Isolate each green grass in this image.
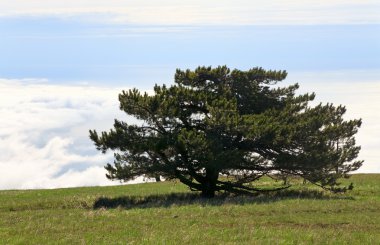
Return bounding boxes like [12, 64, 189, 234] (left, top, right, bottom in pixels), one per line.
[0, 174, 379, 244]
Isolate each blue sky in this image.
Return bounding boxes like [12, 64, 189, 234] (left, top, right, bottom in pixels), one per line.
[1, 19, 379, 85]
[0, 1, 379, 189]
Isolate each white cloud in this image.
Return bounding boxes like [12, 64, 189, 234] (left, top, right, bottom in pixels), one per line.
[0, 134, 112, 189]
[0, 80, 144, 190]
[0, 0, 378, 25]
[31, 167, 156, 189]
[0, 74, 379, 190]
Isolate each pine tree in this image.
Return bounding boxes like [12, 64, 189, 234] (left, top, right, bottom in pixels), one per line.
[89, 66, 362, 198]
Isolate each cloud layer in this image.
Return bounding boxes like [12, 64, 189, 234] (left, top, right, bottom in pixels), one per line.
[0, 80, 129, 189]
[0, 75, 379, 190]
[0, 0, 379, 25]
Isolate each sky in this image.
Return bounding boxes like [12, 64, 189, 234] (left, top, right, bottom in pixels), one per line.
[0, 1, 379, 190]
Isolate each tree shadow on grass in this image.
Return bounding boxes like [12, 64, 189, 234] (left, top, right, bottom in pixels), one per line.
[93, 189, 355, 210]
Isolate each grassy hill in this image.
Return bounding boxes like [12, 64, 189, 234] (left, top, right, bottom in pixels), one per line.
[1, 174, 379, 244]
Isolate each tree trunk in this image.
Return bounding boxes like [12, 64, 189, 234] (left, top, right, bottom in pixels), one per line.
[201, 168, 219, 198]
[155, 175, 161, 182]
[201, 185, 216, 198]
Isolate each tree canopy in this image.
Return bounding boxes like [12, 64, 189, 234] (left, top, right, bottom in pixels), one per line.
[89, 66, 363, 197]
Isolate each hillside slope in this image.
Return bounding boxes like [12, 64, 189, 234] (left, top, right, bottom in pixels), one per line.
[0, 174, 379, 244]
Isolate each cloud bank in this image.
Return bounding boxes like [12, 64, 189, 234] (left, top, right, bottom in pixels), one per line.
[0, 0, 379, 25]
[0, 80, 132, 189]
[0, 75, 379, 190]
